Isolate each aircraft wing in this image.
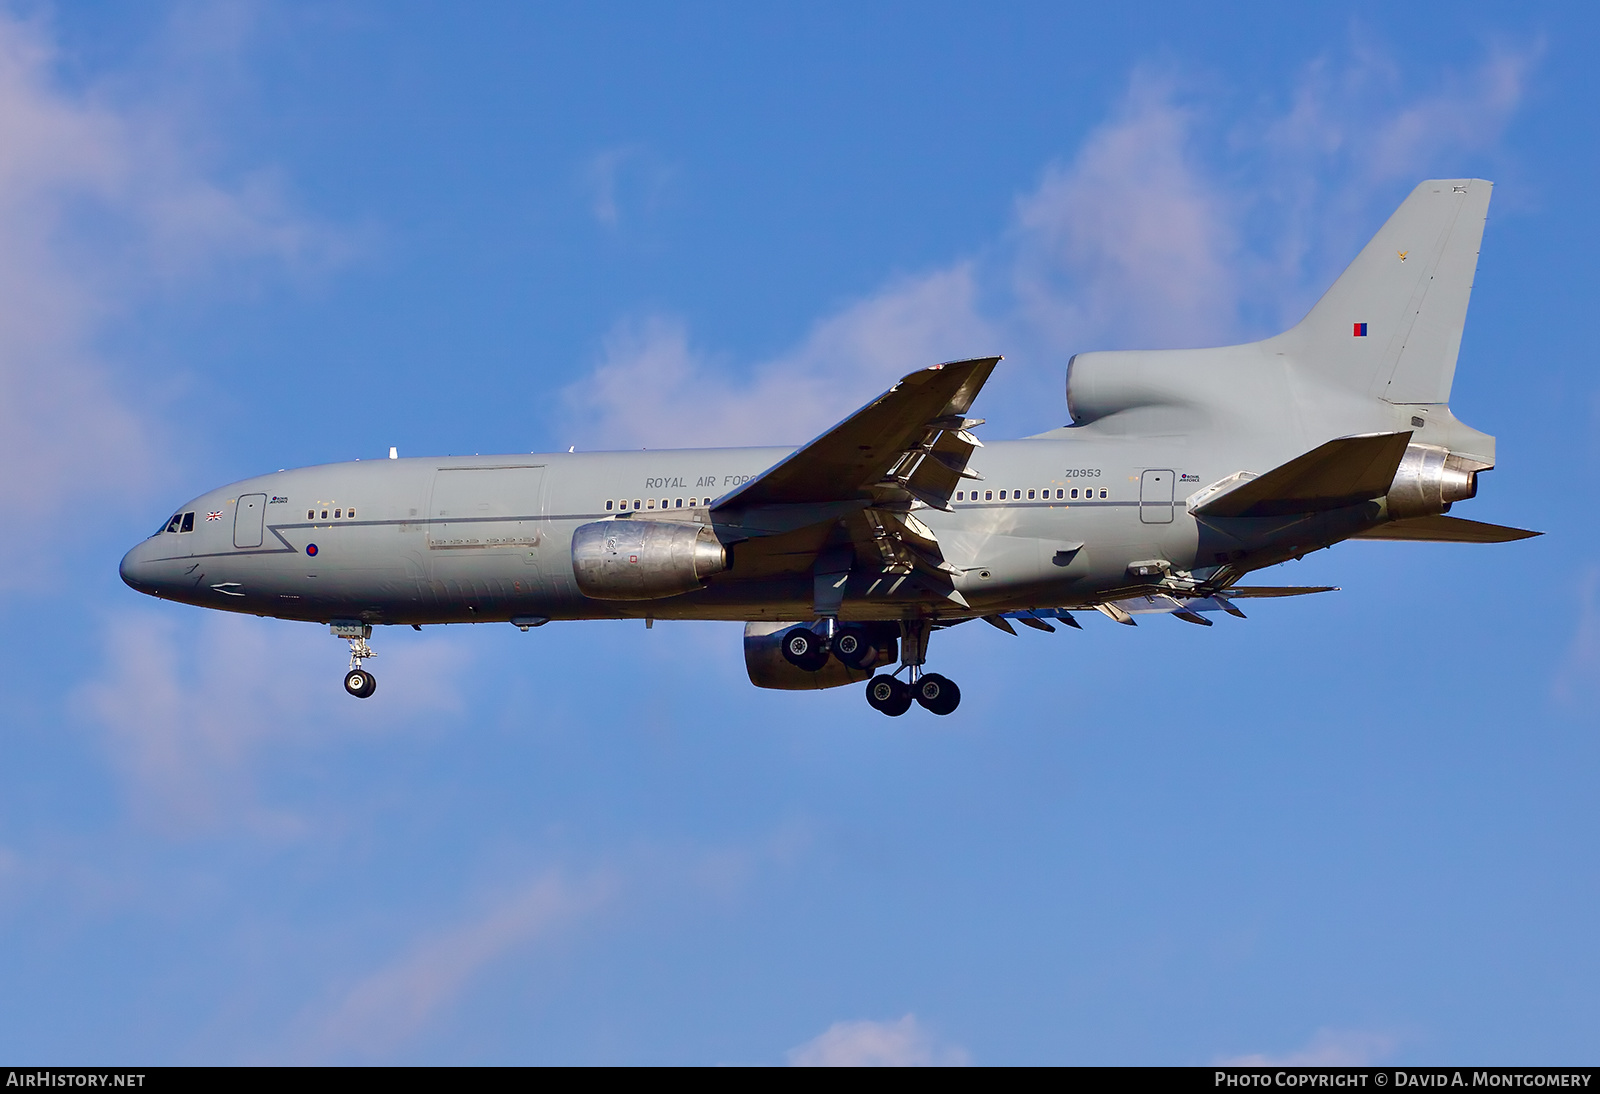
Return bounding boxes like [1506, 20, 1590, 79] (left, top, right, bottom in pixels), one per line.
[710, 357, 1000, 511]
[1352, 515, 1540, 542]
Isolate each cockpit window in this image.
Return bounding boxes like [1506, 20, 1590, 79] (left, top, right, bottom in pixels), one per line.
[180, 512, 195, 532]
[165, 514, 182, 534]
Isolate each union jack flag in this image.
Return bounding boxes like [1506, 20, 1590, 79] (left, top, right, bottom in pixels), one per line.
[206, 511, 222, 521]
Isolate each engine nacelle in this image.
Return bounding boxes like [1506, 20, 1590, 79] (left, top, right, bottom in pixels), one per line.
[744, 622, 898, 690]
[571, 519, 727, 600]
[1383, 443, 1482, 520]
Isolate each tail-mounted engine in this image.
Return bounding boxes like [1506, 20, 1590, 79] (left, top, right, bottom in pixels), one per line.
[571, 520, 727, 600]
[1384, 443, 1485, 520]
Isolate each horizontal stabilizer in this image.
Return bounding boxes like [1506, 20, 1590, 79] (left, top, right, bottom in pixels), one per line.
[1218, 586, 1339, 598]
[1353, 515, 1540, 543]
[1191, 432, 1412, 518]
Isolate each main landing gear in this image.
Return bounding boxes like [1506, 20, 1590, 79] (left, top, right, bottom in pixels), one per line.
[333, 621, 376, 699]
[863, 672, 961, 717]
[870, 618, 959, 717]
[781, 618, 961, 717]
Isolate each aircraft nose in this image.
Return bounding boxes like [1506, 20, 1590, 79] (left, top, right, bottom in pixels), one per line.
[119, 539, 159, 595]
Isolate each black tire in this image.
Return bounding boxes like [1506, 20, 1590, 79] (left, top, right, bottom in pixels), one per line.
[344, 669, 376, 699]
[865, 674, 913, 717]
[914, 673, 960, 715]
[781, 627, 829, 672]
[831, 627, 875, 669]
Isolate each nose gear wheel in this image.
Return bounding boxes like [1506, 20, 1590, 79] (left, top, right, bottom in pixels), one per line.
[344, 669, 376, 698]
[333, 622, 377, 699]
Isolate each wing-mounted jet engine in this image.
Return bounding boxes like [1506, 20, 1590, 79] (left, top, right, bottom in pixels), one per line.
[118, 179, 1539, 713]
[571, 520, 727, 600]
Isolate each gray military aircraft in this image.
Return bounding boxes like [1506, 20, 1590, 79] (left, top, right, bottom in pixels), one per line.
[120, 179, 1536, 716]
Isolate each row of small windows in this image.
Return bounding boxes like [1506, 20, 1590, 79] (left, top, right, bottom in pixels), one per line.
[955, 487, 1109, 502]
[603, 490, 1108, 510]
[307, 508, 356, 520]
[606, 498, 702, 512]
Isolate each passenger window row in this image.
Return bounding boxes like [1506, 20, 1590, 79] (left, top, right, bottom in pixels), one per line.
[606, 498, 701, 512]
[954, 487, 1109, 502]
[306, 508, 356, 520]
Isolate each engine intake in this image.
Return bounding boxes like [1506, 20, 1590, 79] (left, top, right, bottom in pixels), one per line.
[1384, 443, 1481, 520]
[571, 520, 727, 600]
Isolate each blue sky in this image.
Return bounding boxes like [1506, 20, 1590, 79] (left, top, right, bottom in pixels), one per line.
[0, 0, 1595, 1065]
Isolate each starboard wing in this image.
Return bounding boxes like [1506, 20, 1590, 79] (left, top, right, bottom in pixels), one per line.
[710, 357, 999, 511]
[705, 357, 1000, 608]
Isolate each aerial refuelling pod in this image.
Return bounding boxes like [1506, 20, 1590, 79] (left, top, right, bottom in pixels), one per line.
[570, 519, 727, 600]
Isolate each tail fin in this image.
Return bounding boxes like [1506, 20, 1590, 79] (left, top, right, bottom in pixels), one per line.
[1274, 179, 1491, 405]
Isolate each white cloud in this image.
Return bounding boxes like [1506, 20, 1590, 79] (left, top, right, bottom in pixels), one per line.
[582, 144, 676, 229]
[1243, 39, 1537, 330]
[1553, 568, 1600, 707]
[0, 10, 338, 584]
[1011, 70, 1241, 352]
[564, 41, 1533, 450]
[1218, 1027, 1397, 1067]
[304, 870, 616, 1060]
[567, 263, 996, 450]
[1264, 39, 1535, 188]
[788, 1014, 970, 1067]
[76, 610, 467, 835]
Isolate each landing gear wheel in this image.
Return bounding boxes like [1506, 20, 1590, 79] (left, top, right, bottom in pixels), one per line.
[914, 673, 960, 715]
[832, 627, 874, 669]
[865, 674, 913, 717]
[344, 669, 377, 699]
[781, 627, 829, 672]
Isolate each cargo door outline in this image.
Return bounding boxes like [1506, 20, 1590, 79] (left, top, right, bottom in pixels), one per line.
[426, 466, 548, 596]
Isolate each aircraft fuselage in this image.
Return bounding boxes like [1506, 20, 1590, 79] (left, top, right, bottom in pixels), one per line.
[118, 434, 1374, 627]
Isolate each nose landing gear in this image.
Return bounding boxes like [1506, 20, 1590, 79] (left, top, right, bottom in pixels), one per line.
[333, 621, 377, 699]
[344, 668, 376, 698]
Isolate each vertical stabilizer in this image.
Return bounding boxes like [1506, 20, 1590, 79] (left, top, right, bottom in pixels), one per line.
[1274, 179, 1490, 405]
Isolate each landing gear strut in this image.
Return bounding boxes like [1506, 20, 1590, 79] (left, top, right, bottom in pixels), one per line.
[864, 618, 960, 717]
[333, 621, 376, 698]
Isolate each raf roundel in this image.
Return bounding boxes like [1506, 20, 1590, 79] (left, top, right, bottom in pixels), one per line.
[306, 543, 318, 557]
